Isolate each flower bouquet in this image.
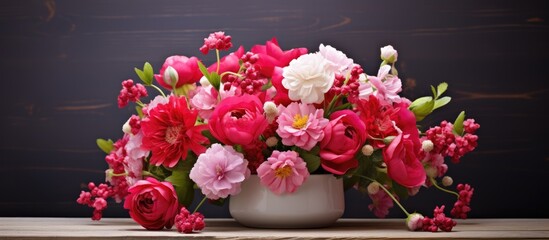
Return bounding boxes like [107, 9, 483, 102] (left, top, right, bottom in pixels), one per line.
[77, 31, 480, 233]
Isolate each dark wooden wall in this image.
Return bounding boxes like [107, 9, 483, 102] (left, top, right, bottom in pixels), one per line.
[1, 0, 548, 218]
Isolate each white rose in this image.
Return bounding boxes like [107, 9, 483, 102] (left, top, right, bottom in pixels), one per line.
[282, 53, 335, 104]
[318, 44, 354, 74]
[380, 45, 398, 63]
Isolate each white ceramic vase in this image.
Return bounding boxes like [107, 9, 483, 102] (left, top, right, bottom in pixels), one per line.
[229, 174, 344, 228]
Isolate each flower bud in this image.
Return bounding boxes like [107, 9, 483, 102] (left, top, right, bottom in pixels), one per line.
[122, 118, 132, 134]
[425, 166, 438, 178]
[367, 182, 380, 195]
[406, 213, 424, 231]
[163, 66, 179, 87]
[442, 176, 453, 187]
[199, 76, 210, 87]
[361, 144, 374, 156]
[263, 101, 279, 123]
[266, 136, 279, 147]
[422, 140, 434, 152]
[105, 169, 114, 183]
[380, 45, 398, 64]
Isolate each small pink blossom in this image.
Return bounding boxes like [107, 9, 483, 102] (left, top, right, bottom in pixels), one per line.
[175, 207, 205, 234]
[368, 188, 394, 218]
[276, 102, 329, 150]
[257, 150, 309, 195]
[117, 79, 148, 108]
[189, 144, 250, 200]
[199, 31, 233, 54]
[358, 65, 402, 105]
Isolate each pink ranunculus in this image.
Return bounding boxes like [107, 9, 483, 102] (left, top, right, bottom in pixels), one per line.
[189, 144, 250, 200]
[257, 150, 309, 194]
[320, 110, 367, 175]
[383, 104, 426, 188]
[123, 178, 179, 230]
[208, 94, 268, 147]
[251, 38, 307, 78]
[276, 102, 329, 151]
[154, 56, 202, 89]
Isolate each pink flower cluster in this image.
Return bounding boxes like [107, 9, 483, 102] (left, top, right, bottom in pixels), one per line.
[76, 182, 113, 220]
[424, 119, 480, 163]
[117, 79, 147, 108]
[174, 207, 205, 233]
[422, 206, 457, 232]
[368, 188, 395, 218]
[451, 183, 474, 219]
[199, 31, 233, 54]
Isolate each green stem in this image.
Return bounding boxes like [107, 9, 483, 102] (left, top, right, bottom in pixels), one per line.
[324, 94, 341, 117]
[219, 71, 243, 79]
[110, 172, 128, 177]
[357, 175, 410, 216]
[150, 84, 166, 98]
[136, 100, 145, 107]
[429, 177, 460, 199]
[216, 49, 221, 74]
[193, 195, 208, 214]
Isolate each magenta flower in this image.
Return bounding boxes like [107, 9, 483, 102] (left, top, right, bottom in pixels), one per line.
[276, 102, 329, 150]
[368, 188, 394, 218]
[189, 144, 250, 200]
[257, 150, 309, 195]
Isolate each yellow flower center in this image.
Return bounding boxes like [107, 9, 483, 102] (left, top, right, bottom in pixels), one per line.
[292, 114, 309, 129]
[275, 166, 293, 178]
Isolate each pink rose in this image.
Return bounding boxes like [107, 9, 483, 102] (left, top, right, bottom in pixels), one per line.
[251, 38, 307, 78]
[154, 55, 202, 89]
[123, 178, 179, 230]
[320, 110, 367, 175]
[383, 103, 426, 188]
[208, 94, 268, 147]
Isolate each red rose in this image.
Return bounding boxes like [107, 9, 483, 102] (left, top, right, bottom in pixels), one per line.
[383, 103, 426, 188]
[123, 178, 179, 230]
[320, 110, 367, 175]
[251, 38, 307, 77]
[208, 94, 268, 147]
[154, 56, 202, 89]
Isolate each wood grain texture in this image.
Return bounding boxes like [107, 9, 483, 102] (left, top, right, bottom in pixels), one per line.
[1, 218, 549, 239]
[0, 0, 548, 218]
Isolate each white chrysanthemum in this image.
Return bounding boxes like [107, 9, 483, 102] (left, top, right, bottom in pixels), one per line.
[282, 53, 335, 104]
[318, 44, 354, 74]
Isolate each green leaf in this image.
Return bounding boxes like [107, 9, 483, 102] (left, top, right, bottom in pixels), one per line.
[209, 72, 221, 90]
[165, 156, 196, 207]
[430, 85, 437, 98]
[143, 62, 154, 85]
[391, 181, 409, 200]
[197, 61, 210, 80]
[409, 96, 432, 109]
[453, 111, 466, 136]
[437, 82, 448, 97]
[96, 138, 114, 154]
[135, 106, 143, 118]
[201, 129, 219, 144]
[296, 147, 321, 173]
[261, 79, 273, 91]
[433, 96, 451, 110]
[370, 150, 384, 163]
[134, 68, 146, 84]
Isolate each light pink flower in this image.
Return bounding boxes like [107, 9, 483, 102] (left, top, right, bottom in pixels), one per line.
[142, 95, 169, 116]
[358, 65, 402, 105]
[318, 44, 354, 74]
[368, 188, 394, 218]
[257, 150, 309, 194]
[406, 213, 424, 231]
[276, 102, 329, 150]
[190, 84, 238, 120]
[189, 143, 250, 200]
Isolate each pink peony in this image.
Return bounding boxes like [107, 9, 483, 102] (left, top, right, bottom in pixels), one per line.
[257, 150, 309, 194]
[141, 96, 209, 168]
[123, 178, 179, 230]
[154, 56, 202, 89]
[189, 143, 250, 200]
[208, 94, 268, 147]
[318, 44, 354, 74]
[276, 102, 329, 150]
[368, 188, 394, 218]
[383, 103, 426, 188]
[320, 110, 366, 175]
[251, 38, 307, 78]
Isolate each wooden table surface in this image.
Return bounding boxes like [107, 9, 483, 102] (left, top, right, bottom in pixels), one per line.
[0, 218, 548, 239]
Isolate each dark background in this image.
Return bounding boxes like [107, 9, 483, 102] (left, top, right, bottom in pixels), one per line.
[1, 0, 548, 218]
